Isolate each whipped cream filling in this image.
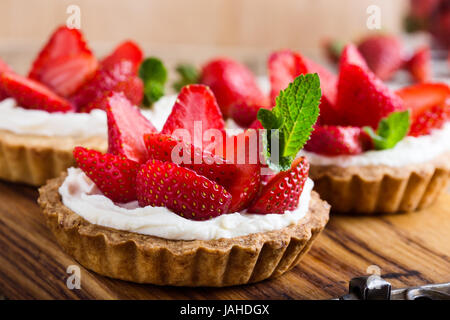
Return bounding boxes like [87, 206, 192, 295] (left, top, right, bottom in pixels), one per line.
[59, 167, 314, 241]
[0, 98, 107, 138]
[300, 122, 450, 167]
[0, 96, 176, 138]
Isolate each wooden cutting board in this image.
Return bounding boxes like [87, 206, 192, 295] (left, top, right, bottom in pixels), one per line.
[0, 180, 448, 300]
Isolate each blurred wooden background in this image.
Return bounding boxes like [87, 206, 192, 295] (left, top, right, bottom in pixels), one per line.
[0, 0, 408, 76]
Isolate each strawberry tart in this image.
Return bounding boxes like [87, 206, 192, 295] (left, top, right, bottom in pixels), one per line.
[267, 45, 450, 214]
[0, 26, 145, 185]
[38, 75, 330, 286]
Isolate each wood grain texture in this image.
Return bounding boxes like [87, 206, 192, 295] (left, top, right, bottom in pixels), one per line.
[0, 180, 448, 300]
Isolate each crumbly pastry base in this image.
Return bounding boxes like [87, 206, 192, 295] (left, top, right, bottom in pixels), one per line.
[38, 174, 330, 287]
[0, 130, 107, 186]
[309, 152, 450, 214]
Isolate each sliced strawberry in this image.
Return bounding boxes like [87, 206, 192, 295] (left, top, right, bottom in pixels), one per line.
[73, 147, 140, 203]
[71, 60, 143, 111]
[106, 92, 156, 163]
[101, 40, 143, 74]
[28, 26, 97, 97]
[0, 58, 12, 101]
[268, 50, 304, 105]
[396, 83, 450, 136]
[80, 75, 144, 113]
[304, 125, 373, 155]
[161, 84, 225, 141]
[229, 102, 266, 128]
[357, 34, 404, 81]
[144, 132, 241, 195]
[339, 43, 369, 69]
[406, 46, 431, 83]
[247, 157, 309, 214]
[136, 159, 232, 220]
[336, 44, 403, 129]
[36, 52, 98, 97]
[0, 71, 73, 112]
[200, 58, 267, 117]
[216, 130, 262, 212]
[268, 50, 339, 125]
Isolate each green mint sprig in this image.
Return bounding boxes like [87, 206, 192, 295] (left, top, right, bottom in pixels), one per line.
[139, 57, 167, 107]
[173, 64, 200, 92]
[257, 73, 321, 172]
[363, 110, 410, 150]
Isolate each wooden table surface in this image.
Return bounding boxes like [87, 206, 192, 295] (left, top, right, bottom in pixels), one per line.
[0, 179, 448, 300]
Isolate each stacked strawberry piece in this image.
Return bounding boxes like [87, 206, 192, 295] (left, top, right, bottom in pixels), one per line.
[0, 26, 144, 114]
[74, 85, 310, 221]
[268, 45, 449, 156]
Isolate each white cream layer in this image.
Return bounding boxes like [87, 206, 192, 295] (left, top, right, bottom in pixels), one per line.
[0, 96, 176, 138]
[300, 122, 450, 167]
[0, 98, 107, 138]
[59, 167, 313, 241]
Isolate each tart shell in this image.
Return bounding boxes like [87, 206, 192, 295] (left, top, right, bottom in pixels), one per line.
[0, 130, 107, 186]
[38, 174, 330, 287]
[308, 151, 450, 215]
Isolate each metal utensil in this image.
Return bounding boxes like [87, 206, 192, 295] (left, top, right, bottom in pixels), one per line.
[335, 276, 450, 300]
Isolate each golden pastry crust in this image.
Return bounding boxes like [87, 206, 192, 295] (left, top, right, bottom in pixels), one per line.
[38, 173, 330, 287]
[308, 151, 450, 214]
[0, 129, 107, 186]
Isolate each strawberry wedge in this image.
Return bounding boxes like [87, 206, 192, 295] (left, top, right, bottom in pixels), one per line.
[28, 26, 97, 97]
[106, 92, 156, 163]
[74, 147, 140, 203]
[396, 83, 450, 137]
[0, 71, 74, 112]
[200, 58, 267, 118]
[161, 84, 226, 142]
[336, 44, 403, 129]
[137, 159, 232, 220]
[268, 49, 339, 124]
[101, 40, 143, 74]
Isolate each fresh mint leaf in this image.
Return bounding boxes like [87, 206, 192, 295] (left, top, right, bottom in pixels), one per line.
[173, 64, 200, 92]
[139, 57, 167, 107]
[363, 110, 410, 150]
[257, 73, 321, 171]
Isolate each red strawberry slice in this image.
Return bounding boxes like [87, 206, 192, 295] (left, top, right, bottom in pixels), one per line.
[304, 125, 373, 155]
[0, 58, 12, 101]
[229, 102, 267, 128]
[339, 43, 369, 69]
[106, 92, 156, 163]
[247, 157, 309, 214]
[136, 159, 232, 220]
[71, 60, 143, 111]
[101, 41, 143, 74]
[28, 26, 97, 97]
[80, 75, 144, 113]
[357, 34, 404, 81]
[0, 71, 74, 113]
[268, 50, 339, 125]
[216, 130, 262, 212]
[200, 58, 267, 118]
[396, 83, 450, 137]
[144, 132, 239, 190]
[268, 50, 304, 105]
[37, 52, 98, 97]
[405, 46, 431, 83]
[336, 44, 403, 129]
[161, 84, 225, 142]
[73, 146, 140, 203]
